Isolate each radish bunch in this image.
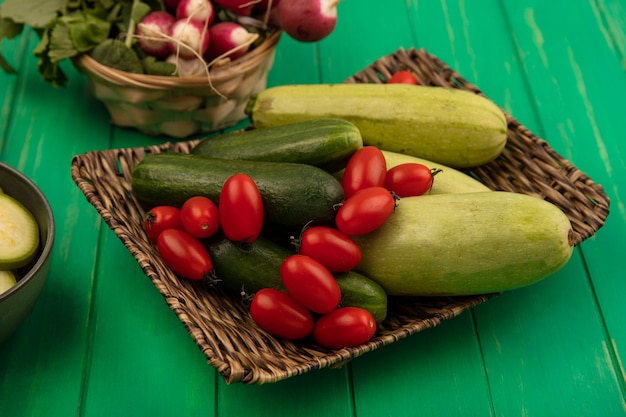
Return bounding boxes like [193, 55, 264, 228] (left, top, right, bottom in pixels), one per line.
[136, 0, 258, 76]
[135, 0, 340, 77]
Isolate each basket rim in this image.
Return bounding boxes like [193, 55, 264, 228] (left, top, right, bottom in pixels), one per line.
[74, 29, 281, 90]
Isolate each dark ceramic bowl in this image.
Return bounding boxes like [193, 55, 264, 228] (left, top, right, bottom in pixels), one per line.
[0, 162, 55, 344]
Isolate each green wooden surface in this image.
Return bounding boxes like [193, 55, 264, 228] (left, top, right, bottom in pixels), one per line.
[1, 1, 625, 416]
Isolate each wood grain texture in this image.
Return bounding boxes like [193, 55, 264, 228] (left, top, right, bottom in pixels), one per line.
[1, 0, 625, 415]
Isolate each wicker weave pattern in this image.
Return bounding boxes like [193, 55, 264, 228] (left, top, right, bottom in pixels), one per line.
[75, 30, 281, 138]
[71, 48, 610, 384]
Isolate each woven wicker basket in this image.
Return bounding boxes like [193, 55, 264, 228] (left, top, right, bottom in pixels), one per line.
[71, 48, 610, 384]
[74, 29, 281, 138]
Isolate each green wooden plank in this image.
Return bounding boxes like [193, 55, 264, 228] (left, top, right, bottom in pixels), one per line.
[406, 0, 626, 414]
[498, 0, 626, 396]
[217, 368, 353, 417]
[475, 257, 626, 416]
[599, 0, 626, 68]
[0, 35, 109, 416]
[316, 1, 417, 83]
[80, 230, 217, 417]
[0, 32, 27, 147]
[267, 35, 320, 86]
[351, 314, 494, 417]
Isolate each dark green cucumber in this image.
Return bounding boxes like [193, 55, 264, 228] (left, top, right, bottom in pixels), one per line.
[131, 153, 344, 231]
[207, 235, 388, 322]
[207, 235, 291, 295]
[334, 271, 387, 323]
[191, 118, 363, 173]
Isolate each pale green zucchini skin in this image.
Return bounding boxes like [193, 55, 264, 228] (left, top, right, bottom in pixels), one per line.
[353, 192, 574, 296]
[381, 150, 491, 194]
[246, 84, 508, 168]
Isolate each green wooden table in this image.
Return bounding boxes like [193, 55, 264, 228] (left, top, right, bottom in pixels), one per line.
[2, 1, 625, 415]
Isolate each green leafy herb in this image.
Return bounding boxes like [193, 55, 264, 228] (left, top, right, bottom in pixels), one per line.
[124, 0, 151, 48]
[0, 0, 66, 28]
[0, 0, 166, 85]
[33, 28, 68, 86]
[29, 11, 112, 86]
[142, 55, 176, 76]
[90, 38, 143, 73]
[131, 2, 151, 23]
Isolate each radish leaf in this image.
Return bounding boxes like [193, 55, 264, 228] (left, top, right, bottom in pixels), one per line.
[90, 38, 143, 73]
[0, 0, 65, 27]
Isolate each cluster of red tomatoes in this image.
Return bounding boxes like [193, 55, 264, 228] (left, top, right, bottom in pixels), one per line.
[250, 249, 376, 349]
[250, 221, 373, 348]
[249, 146, 439, 348]
[337, 145, 440, 236]
[143, 146, 438, 349]
[144, 173, 262, 282]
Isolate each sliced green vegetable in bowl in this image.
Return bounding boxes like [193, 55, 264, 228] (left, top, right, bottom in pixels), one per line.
[0, 270, 17, 295]
[0, 162, 55, 345]
[0, 193, 40, 270]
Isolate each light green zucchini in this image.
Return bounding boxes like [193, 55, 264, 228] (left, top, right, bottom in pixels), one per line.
[354, 192, 574, 296]
[246, 84, 508, 168]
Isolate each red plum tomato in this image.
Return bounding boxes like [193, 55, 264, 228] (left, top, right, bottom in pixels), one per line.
[313, 307, 377, 349]
[387, 70, 418, 85]
[144, 205, 183, 241]
[280, 254, 341, 314]
[157, 229, 213, 281]
[384, 163, 436, 197]
[298, 226, 362, 272]
[181, 196, 220, 239]
[250, 288, 314, 340]
[219, 173, 264, 243]
[335, 187, 396, 236]
[341, 146, 387, 198]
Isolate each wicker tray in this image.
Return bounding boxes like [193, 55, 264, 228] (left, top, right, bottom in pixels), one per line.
[70, 48, 610, 384]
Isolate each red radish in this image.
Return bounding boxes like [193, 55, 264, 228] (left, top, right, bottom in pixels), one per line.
[176, 0, 215, 24]
[164, 0, 181, 14]
[136, 11, 176, 58]
[169, 19, 210, 59]
[275, 0, 338, 42]
[205, 22, 256, 62]
[213, 0, 255, 16]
